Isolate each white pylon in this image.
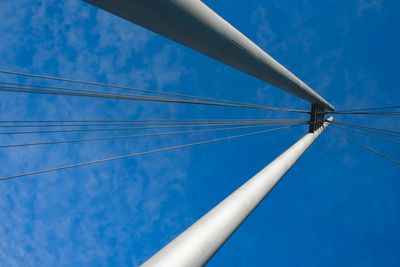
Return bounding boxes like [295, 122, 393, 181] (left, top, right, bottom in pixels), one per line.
[141, 117, 333, 267]
[85, 0, 334, 111]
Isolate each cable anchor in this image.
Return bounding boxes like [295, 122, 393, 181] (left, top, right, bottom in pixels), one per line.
[309, 103, 325, 132]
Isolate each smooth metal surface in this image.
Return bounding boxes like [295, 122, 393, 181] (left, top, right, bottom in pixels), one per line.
[141, 117, 333, 267]
[85, 0, 334, 111]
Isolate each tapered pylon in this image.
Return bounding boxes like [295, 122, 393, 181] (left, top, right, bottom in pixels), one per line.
[85, 0, 334, 111]
[141, 117, 333, 267]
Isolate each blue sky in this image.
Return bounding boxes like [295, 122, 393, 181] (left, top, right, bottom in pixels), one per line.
[0, 0, 399, 266]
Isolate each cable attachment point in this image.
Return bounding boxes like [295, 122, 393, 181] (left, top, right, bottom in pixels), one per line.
[309, 104, 325, 132]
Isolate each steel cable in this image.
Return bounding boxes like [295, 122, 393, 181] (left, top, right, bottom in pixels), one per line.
[328, 128, 400, 166]
[330, 124, 400, 145]
[0, 121, 307, 135]
[0, 124, 301, 181]
[0, 123, 306, 149]
[0, 71, 309, 113]
[328, 111, 400, 116]
[0, 118, 305, 124]
[0, 70, 251, 104]
[0, 85, 309, 113]
[0, 119, 305, 128]
[329, 121, 400, 136]
[332, 105, 400, 113]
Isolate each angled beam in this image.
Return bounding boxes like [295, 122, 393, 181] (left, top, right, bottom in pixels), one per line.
[140, 117, 333, 267]
[85, 0, 334, 111]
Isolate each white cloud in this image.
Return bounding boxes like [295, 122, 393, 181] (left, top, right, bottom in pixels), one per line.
[251, 6, 276, 49]
[0, 0, 193, 266]
[357, 0, 384, 16]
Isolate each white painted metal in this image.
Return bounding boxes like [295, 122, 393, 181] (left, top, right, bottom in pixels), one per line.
[85, 0, 334, 111]
[140, 117, 333, 267]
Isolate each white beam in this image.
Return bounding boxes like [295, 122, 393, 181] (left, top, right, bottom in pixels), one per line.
[140, 117, 333, 267]
[85, 0, 334, 111]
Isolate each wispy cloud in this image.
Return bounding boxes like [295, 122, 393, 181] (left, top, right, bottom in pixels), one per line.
[357, 0, 384, 16]
[251, 6, 276, 49]
[0, 0, 193, 266]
